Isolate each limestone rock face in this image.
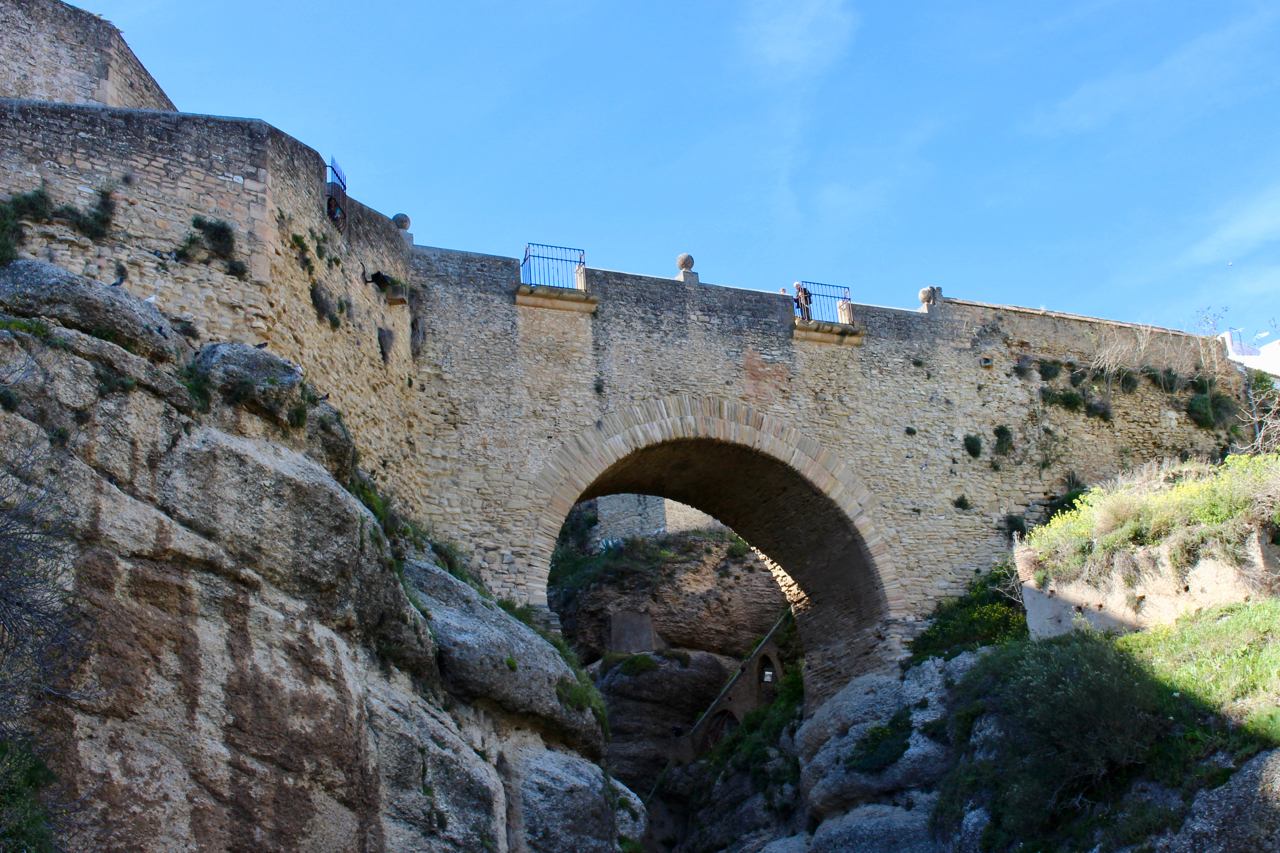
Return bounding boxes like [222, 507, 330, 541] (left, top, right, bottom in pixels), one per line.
[557, 538, 788, 663]
[599, 650, 736, 790]
[510, 745, 647, 853]
[0, 274, 640, 853]
[0, 259, 190, 362]
[808, 799, 941, 853]
[404, 559, 605, 759]
[1155, 748, 1280, 853]
[798, 655, 978, 820]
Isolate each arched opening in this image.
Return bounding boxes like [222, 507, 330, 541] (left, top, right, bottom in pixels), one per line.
[706, 710, 738, 747]
[758, 655, 776, 686]
[529, 396, 905, 708]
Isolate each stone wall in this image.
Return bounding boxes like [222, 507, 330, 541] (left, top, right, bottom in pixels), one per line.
[664, 499, 725, 534]
[0, 90, 1242, 702]
[0, 0, 173, 110]
[593, 494, 666, 542]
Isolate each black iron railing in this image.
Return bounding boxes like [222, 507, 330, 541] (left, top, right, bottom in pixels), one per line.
[521, 243, 585, 289]
[792, 281, 851, 324]
[326, 157, 347, 232]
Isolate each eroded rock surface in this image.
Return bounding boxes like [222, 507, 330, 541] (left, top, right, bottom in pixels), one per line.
[0, 262, 642, 853]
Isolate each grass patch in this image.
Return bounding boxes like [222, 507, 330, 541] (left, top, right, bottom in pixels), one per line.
[1027, 454, 1280, 583]
[905, 561, 1027, 667]
[191, 215, 235, 260]
[963, 434, 982, 458]
[1036, 360, 1062, 381]
[53, 189, 114, 241]
[178, 360, 212, 413]
[952, 494, 971, 510]
[934, 605, 1280, 852]
[1186, 391, 1236, 430]
[846, 706, 913, 773]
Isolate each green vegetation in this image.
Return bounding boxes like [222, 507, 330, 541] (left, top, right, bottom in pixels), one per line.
[1041, 386, 1084, 411]
[1003, 513, 1027, 538]
[0, 740, 58, 853]
[0, 189, 55, 265]
[549, 533, 706, 608]
[702, 665, 804, 799]
[992, 424, 1013, 456]
[1027, 454, 1280, 583]
[191, 215, 235, 260]
[1142, 365, 1181, 392]
[934, 608, 1280, 852]
[963, 434, 982, 458]
[952, 495, 971, 510]
[1036, 360, 1062, 381]
[846, 706, 913, 773]
[725, 537, 751, 559]
[602, 653, 659, 678]
[505, 656, 518, 672]
[178, 360, 212, 413]
[0, 318, 49, 339]
[905, 561, 1027, 667]
[54, 189, 114, 241]
[1186, 390, 1236, 430]
[93, 363, 136, 396]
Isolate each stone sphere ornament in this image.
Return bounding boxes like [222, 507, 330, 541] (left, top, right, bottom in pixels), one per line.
[392, 213, 411, 231]
[677, 253, 694, 271]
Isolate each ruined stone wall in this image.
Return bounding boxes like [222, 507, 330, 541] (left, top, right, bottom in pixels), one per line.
[664, 500, 725, 534]
[0, 0, 174, 110]
[594, 494, 667, 542]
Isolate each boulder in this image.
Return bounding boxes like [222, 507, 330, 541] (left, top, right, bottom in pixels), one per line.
[1155, 748, 1280, 852]
[404, 559, 605, 758]
[600, 650, 735, 791]
[510, 745, 646, 853]
[798, 655, 978, 820]
[760, 836, 812, 853]
[0, 260, 188, 362]
[809, 798, 942, 853]
[193, 341, 304, 414]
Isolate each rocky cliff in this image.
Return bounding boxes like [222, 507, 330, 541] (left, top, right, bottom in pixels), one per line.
[0, 260, 645, 852]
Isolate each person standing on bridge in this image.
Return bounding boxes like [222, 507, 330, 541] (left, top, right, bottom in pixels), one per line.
[794, 282, 812, 321]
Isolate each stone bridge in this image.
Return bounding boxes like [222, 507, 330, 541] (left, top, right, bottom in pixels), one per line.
[0, 20, 1235, 700]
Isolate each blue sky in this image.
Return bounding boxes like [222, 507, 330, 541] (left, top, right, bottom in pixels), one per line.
[91, 0, 1279, 336]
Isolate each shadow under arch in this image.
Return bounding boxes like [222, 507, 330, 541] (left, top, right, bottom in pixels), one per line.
[529, 395, 907, 707]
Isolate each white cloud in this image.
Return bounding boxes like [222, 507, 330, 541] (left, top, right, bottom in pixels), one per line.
[1024, 8, 1278, 136]
[1184, 181, 1280, 266]
[741, 0, 858, 82]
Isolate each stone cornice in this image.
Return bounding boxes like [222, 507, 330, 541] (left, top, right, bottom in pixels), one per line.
[514, 284, 599, 313]
[792, 316, 865, 346]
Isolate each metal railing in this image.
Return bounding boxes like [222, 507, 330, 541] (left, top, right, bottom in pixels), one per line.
[326, 157, 348, 232]
[521, 243, 585, 289]
[792, 281, 852, 325]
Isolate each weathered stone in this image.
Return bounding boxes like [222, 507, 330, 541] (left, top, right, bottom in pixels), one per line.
[1154, 748, 1280, 853]
[600, 650, 736, 792]
[404, 558, 605, 759]
[809, 798, 942, 853]
[799, 654, 978, 819]
[0, 260, 188, 362]
[508, 745, 646, 853]
[193, 341, 304, 415]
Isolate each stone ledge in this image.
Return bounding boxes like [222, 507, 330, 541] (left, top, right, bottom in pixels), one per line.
[792, 317, 865, 346]
[515, 284, 599, 314]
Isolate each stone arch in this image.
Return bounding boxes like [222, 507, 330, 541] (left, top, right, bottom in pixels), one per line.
[529, 395, 906, 706]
